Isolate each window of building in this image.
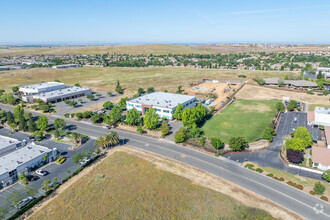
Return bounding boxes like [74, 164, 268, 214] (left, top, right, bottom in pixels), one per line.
[163, 110, 170, 113]
[128, 103, 134, 107]
[155, 108, 161, 112]
[135, 105, 142, 108]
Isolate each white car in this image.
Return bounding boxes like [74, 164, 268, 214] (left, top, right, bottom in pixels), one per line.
[35, 170, 48, 176]
[79, 157, 91, 165]
[102, 125, 110, 129]
[17, 197, 34, 209]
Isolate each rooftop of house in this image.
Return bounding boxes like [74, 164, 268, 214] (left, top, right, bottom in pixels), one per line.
[19, 82, 65, 91]
[307, 111, 315, 122]
[32, 86, 91, 100]
[0, 143, 51, 176]
[127, 92, 196, 109]
[263, 78, 317, 87]
[0, 135, 20, 150]
[315, 107, 330, 115]
[312, 146, 330, 166]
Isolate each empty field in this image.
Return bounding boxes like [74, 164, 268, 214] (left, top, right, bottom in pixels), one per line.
[236, 84, 330, 105]
[0, 66, 291, 92]
[202, 100, 279, 143]
[28, 151, 276, 220]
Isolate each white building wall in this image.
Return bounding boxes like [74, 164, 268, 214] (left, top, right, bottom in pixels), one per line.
[313, 162, 330, 171]
[314, 112, 330, 126]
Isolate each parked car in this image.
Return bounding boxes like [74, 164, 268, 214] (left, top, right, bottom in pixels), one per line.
[97, 109, 106, 114]
[102, 125, 110, 129]
[79, 157, 91, 165]
[35, 170, 48, 176]
[17, 197, 34, 210]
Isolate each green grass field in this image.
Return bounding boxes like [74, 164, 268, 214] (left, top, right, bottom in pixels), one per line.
[0, 66, 290, 92]
[29, 152, 274, 220]
[202, 100, 279, 143]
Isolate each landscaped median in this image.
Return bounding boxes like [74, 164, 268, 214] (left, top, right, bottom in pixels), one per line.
[243, 162, 330, 203]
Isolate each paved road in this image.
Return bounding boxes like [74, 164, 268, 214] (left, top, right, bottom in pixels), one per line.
[224, 112, 323, 180]
[1, 104, 330, 219]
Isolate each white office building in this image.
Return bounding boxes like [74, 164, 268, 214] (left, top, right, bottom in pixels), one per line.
[19, 82, 66, 95]
[307, 107, 330, 127]
[0, 135, 24, 156]
[0, 142, 57, 188]
[52, 64, 81, 69]
[126, 92, 197, 119]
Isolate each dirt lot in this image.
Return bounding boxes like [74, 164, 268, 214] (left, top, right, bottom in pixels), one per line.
[26, 147, 300, 220]
[236, 84, 330, 105]
[185, 80, 243, 109]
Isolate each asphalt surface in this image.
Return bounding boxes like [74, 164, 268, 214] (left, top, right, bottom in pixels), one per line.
[0, 104, 330, 219]
[224, 112, 323, 180]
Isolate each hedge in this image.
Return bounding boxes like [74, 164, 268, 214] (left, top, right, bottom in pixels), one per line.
[266, 173, 273, 177]
[273, 176, 285, 181]
[8, 195, 45, 220]
[255, 168, 263, 173]
[286, 181, 303, 190]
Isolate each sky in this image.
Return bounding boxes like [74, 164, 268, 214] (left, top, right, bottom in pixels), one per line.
[1, 0, 330, 44]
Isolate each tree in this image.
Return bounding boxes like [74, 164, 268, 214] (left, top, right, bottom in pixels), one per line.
[106, 131, 120, 146]
[107, 91, 113, 96]
[0, 206, 7, 220]
[41, 179, 52, 191]
[18, 114, 27, 131]
[6, 93, 16, 105]
[286, 149, 303, 163]
[174, 127, 189, 143]
[54, 118, 66, 130]
[74, 83, 81, 87]
[68, 132, 84, 145]
[147, 87, 155, 93]
[118, 97, 129, 109]
[322, 170, 330, 182]
[108, 105, 122, 125]
[19, 173, 28, 185]
[6, 191, 21, 208]
[276, 102, 285, 112]
[23, 185, 38, 197]
[52, 177, 58, 185]
[143, 108, 159, 130]
[200, 136, 205, 146]
[103, 101, 113, 110]
[176, 85, 182, 94]
[314, 182, 325, 195]
[137, 88, 145, 95]
[317, 71, 323, 79]
[94, 136, 109, 149]
[262, 127, 275, 142]
[86, 94, 95, 100]
[229, 137, 247, 152]
[72, 153, 84, 165]
[6, 111, 14, 125]
[126, 108, 141, 126]
[115, 79, 123, 94]
[36, 115, 49, 131]
[160, 120, 170, 137]
[27, 114, 36, 132]
[82, 111, 93, 118]
[13, 105, 24, 122]
[293, 126, 312, 149]
[32, 130, 44, 141]
[173, 104, 184, 120]
[189, 124, 203, 138]
[90, 114, 103, 123]
[211, 138, 223, 154]
[182, 108, 197, 128]
[9, 123, 17, 133]
[43, 154, 48, 162]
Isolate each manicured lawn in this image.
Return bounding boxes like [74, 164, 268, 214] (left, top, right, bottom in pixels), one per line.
[202, 100, 279, 143]
[29, 152, 274, 220]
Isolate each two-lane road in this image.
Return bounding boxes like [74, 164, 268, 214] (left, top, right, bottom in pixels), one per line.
[1, 104, 330, 219]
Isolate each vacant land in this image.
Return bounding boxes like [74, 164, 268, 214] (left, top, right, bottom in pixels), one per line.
[308, 104, 330, 111]
[0, 44, 215, 56]
[28, 151, 276, 220]
[236, 84, 330, 105]
[0, 66, 291, 92]
[202, 100, 279, 143]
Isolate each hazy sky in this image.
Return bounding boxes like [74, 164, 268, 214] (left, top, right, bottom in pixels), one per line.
[1, 0, 330, 44]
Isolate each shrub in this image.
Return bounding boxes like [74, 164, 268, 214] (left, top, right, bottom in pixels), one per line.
[286, 149, 303, 164]
[199, 136, 205, 147]
[255, 168, 263, 173]
[286, 181, 303, 190]
[244, 164, 255, 170]
[56, 156, 66, 164]
[137, 126, 144, 134]
[307, 91, 314, 95]
[322, 170, 330, 182]
[174, 127, 189, 143]
[320, 196, 328, 202]
[273, 176, 284, 181]
[309, 158, 313, 167]
[310, 191, 316, 195]
[266, 173, 273, 177]
[314, 182, 325, 195]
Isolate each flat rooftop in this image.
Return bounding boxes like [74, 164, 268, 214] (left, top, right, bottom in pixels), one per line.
[128, 92, 196, 109]
[33, 86, 91, 100]
[0, 135, 20, 150]
[0, 143, 51, 176]
[20, 82, 65, 90]
[315, 107, 330, 114]
[263, 78, 317, 87]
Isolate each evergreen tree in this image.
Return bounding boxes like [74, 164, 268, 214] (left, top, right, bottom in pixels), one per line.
[6, 112, 14, 125]
[27, 114, 36, 132]
[115, 79, 123, 94]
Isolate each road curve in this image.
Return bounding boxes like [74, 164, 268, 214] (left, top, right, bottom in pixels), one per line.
[1, 104, 330, 219]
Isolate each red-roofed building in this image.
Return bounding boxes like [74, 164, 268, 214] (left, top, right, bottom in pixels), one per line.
[312, 146, 330, 171]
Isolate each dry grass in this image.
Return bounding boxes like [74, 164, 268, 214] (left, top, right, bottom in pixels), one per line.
[0, 44, 215, 56]
[0, 66, 291, 93]
[236, 84, 330, 105]
[27, 149, 297, 220]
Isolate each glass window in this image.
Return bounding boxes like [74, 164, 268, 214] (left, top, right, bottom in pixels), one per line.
[155, 108, 161, 112]
[128, 103, 134, 107]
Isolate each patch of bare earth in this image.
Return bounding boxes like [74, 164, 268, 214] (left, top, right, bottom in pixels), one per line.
[26, 146, 301, 220]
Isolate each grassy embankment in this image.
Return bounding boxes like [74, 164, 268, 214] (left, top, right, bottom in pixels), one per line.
[29, 152, 275, 220]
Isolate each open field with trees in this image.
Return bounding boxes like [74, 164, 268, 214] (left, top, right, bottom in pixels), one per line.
[0, 66, 291, 92]
[202, 100, 279, 143]
[28, 151, 276, 220]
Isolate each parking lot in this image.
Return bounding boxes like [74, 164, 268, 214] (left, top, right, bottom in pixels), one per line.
[0, 128, 96, 217]
[224, 112, 323, 180]
[52, 91, 119, 116]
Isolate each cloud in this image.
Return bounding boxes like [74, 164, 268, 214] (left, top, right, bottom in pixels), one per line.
[218, 4, 330, 16]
